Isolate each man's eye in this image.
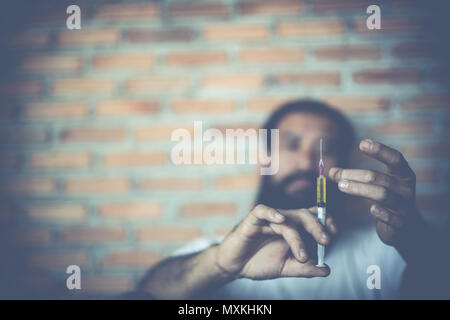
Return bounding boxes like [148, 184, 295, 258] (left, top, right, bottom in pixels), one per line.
[286, 140, 299, 151]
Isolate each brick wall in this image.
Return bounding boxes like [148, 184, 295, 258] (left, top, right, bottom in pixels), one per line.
[0, 0, 449, 298]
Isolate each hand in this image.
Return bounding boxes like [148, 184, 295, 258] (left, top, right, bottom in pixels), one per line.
[215, 204, 337, 280]
[329, 139, 419, 246]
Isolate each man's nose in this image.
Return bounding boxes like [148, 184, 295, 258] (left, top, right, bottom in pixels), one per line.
[294, 148, 315, 171]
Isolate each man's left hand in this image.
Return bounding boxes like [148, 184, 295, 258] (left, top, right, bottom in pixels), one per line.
[329, 139, 420, 246]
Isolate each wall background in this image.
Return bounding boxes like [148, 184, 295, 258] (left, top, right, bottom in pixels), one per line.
[0, 0, 449, 298]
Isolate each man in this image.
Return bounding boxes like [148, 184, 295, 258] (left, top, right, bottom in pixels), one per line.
[136, 100, 449, 299]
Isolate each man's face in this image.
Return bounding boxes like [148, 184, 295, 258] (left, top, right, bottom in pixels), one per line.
[268, 111, 341, 208]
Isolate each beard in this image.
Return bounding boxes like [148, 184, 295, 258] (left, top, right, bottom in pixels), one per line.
[256, 170, 317, 210]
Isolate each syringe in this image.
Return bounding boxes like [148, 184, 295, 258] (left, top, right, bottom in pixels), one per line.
[316, 138, 327, 267]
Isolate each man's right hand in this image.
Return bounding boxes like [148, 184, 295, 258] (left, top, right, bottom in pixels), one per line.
[215, 204, 337, 280]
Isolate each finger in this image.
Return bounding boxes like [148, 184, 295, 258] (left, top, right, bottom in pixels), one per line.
[337, 179, 395, 205]
[370, 204, 404, 228]
[359, 139, 414, 177]
[269, 223, 308, 262]
[308, 207, 338, 234]
[246, 204, 285, 226]
[329, 168, 394, 188]
[330, 168, 414, 200]
[286, 208, 330, 245]
[280, 258, 330, 278]
[239, 204, 285, 238]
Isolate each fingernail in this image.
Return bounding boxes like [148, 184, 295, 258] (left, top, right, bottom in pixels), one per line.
[330, 224, 337, 233]
[339, 180, 349, 189]
[274, 212, 284, 221]
[361, 139, 373, 151]
[321, 232, 329, 243]
[300, 249, 308, 260]
[372, 206, 381, 217]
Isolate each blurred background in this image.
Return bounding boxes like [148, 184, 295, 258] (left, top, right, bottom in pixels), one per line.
[0, 0, 449, 299]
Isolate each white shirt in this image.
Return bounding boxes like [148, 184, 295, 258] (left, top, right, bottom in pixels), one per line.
[173, 223, 406, 300]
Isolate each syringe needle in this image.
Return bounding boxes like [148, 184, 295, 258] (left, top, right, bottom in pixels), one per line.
[320, 138, 323, 161]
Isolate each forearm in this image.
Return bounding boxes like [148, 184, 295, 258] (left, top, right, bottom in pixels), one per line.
[138, 244, 234, 299]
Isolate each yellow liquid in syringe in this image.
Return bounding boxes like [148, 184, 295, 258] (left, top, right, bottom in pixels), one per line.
[316, 175, 326, 206]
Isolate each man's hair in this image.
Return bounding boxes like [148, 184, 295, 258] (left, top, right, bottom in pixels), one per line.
[262, 99, 355, 163]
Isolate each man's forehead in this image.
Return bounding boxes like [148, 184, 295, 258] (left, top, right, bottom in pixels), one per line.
[278, 111, 338, 137]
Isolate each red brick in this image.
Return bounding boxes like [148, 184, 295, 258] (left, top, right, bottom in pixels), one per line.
[28, 252, 89, 269]
[137, 227, 203, 242]
[368, 120, 433, 136]
[204, 24, 269, 41]
[20, 55, 81, 73]
[137, 177, 203, 191]
[60, 127, 124, 142]
[400, 94, 450, 111]
[125, 76, 191, 92]
[52, 78, 115, 95]
[400, 142, 450, 159]
[354, 17, 423, 35]
[125, 28, 194, 43]
[103, 152, 166, 167]
[180, 202, 237, 218]
[273, 72, 341, 86]
[95, 3, 159, 20]
[28, 152, 91, 169]
[315, 45, 380, 61]
[0, 178, 55, 194]
[0, 81, 41, 97]
[101, 251, 163, 268]
[98, 202, 162, 219]
[354, 18, 422, 34]
[414, 167, 437, 184]
[9, 228, 52, 245]
[353, 68, 420, 84]
[313, 0, 374, 11]
[391, 43, 430, 59]
[278, 20, 344, 37]
[64, 178, 129, 194]
[239, 0, 303, 15]
[213, 123, 260, 134]
[24, 102, 87, 119]
[171, 99, 234, 113]
[0, 128, 48, 144]
[10, 31, 49, 47]
[81, 276, 134, 295]
[203, 73, 264, 88]
[135, 124, 193, 141]
[169, 2, 230, 18]
[325, 96, 390, 112]
[165, 51, 227, 66]
[26, 203, 87, 222]
[96, 100, 158, 116]
[247, 96, 298, 113]
[92, 54, 154, 69]
[240, 47, 303, 63]
[62, 227, 125, 244]
[58, 29, 119, 46]
[215, 173, 259, 189]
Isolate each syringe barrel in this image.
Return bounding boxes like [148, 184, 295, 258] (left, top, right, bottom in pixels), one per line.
[316, 175, 326, 206]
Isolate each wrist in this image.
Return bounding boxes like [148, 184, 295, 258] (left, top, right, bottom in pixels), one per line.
[210, 244, 240, 281]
